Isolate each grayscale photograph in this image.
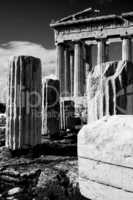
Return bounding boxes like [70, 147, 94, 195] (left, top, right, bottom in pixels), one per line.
[0, 0, 132, 199]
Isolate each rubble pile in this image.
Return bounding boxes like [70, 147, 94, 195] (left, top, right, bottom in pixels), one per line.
[0, 114, 6, 147]
[0, 168, 41, 200]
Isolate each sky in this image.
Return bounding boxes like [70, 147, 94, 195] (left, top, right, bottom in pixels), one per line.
[0, 0, 132, 48]
[0, 41, 56, 102]
[0, 0, 133, 102]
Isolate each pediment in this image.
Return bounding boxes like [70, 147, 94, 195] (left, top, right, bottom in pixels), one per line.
[56, 7, 100, 24]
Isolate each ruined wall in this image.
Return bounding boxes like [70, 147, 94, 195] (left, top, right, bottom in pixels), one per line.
[87, 60, 133, 122]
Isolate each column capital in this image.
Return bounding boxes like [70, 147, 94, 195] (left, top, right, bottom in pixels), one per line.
[95, 36, 107, 41]
[96, 38, 107, 43]
[64, 43, 71, 50]
[85, 40, 97, 45]
[120, 34, 132, 40]
[106, 37, 121, 44]
[56, 42, 65, 47]
[73, 40, 84, 45]
[57, 41, 71, 51]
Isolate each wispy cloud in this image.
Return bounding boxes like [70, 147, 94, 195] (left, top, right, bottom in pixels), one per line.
[0, 41, 56, 103]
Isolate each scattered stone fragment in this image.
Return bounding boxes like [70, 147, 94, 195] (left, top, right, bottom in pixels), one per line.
[8, 187, 22, 196]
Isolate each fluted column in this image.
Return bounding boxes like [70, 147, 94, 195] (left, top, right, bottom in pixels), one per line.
[122, 37, 132, 61]
[64, 46, 71, 97]
[97, 39, 106, 119]
[70, 51, 74, 97]
[74, 41, 84, 97]
[85, 44, 92, 71]
[122, 37, 133, 115]
[97, 39, 106, 65]
[57, 43, 65, 97]
[42, 78, 60, 137]
[6, 56, 42, 150]
[84, 44, 92, 94]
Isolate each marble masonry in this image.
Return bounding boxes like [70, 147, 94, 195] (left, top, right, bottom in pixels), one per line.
[6, 56, 42, 150]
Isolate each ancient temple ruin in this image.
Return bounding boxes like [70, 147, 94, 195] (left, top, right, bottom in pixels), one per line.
[50, 8, 133, 126]
[50, 8, 133, 200]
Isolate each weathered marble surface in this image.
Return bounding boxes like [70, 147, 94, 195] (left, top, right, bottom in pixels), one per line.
[60, 100, 75, 130]
[6, 56, 42, 150]
[79, 177, 133, 200]
[87, 61, 133, 123]
[42, 77, 60, 137]
[78, 115, 133, 199]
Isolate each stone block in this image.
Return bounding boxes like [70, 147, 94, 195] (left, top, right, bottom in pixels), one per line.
[78, 115, 133, 199]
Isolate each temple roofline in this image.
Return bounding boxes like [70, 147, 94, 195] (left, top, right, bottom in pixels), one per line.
[50, 9, 133, 29]
[52, 7, 100, 25]
[57, 7, 93, 23]
[50, 14, 123, 28]
[122, 11, 133, 17]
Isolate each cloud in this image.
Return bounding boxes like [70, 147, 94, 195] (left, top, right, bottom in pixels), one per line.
[0, 41, 56, 103]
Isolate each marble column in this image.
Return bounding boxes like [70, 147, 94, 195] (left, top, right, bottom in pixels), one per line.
[6, 56, 42, 150]
[85, 44, 92, 94]
[70, 51, 74, 97]
[97, 39, 106, 119]
[82, 44, 87, 95]
[122, 37, 132, 61]
[85, 44, 92, 71]
[56, 43, 64, 97]
[74, 41, 84, 97]
[64, 46, 71, 97]
[97, 39, 106, 65]
[122, 37, 133, 115]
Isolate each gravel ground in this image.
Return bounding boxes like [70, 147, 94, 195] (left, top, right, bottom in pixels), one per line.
[0, 141, 85, 200]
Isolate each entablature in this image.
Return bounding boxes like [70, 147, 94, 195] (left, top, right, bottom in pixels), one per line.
[55, 23, 133, 43]
[51, 9, 133, 44]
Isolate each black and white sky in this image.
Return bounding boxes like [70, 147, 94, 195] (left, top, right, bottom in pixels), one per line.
[0, 0, 132, 48]
[0, 0, 133, 102]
